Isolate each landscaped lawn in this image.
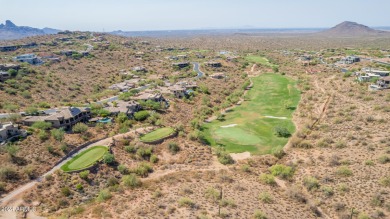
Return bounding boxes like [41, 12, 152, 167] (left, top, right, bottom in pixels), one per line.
[61, 146, 108, 172]
[246, 55, 278, 68]
[140, 127, 175, 143]
[202, 73, 300, 155]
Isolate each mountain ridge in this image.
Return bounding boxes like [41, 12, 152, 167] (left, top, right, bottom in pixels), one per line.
[0, 20, 61, 40]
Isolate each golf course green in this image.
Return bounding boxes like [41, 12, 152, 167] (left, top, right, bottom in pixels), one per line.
[140, 127, 175, 143]
[61, 146, 108, 172]
[203, 73, 300, 155]
[246, 55, 278, 68]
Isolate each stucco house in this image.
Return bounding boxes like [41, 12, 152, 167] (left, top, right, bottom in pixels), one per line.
[0, 122, 21, 143]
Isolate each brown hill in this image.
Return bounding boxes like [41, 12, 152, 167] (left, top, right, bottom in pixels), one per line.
[318, 21, 389, 37]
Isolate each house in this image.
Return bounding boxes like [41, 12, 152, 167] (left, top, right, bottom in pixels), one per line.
[0, 122, 21, 143]
[0, 45, 18, 52]
[105, 100, 141, 116]
[226, 56, 239, 61]
[172, 62, 190, 68]
[14, 54, 43, 65]
[363, 68, 390, 77]
[0, 64, 20, 71]
[132, 66, 147, 72]
[341, 56, 360, 64]
[40, 53, 61, 63]
[132, 92, 165, 102]
[168, 85, 187, 98]
[376, 76, 390, 89]
[0, 71, 10, 82]
[166, 56, 178, 61]
[60, 50, 76, 56]
[23, 107, 91, 130]
[205, 61, 222, 68]
[358, 73, 380, 82]
[210, 72, 225, 79]
[177, 54, 187, 59]
[135, 52, 145, 58]
[108, 80, 136, 92]
[196, 54, 205, 59]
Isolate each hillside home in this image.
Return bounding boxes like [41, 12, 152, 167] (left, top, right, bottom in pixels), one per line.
[177, 54, 188, 59]
[132, 66, 147, 72]
[132, 92, 165, 102]
[172, 62, 190, 68]
[105, 100, 141, 116]
[376, 76, 390, 89]
[210, 72, 226, 79]
[205, 61, 222, 68]
[0, 63, 20, 71]
[0, 72, 10, 82]
[0, 122, 21, 143]
[341, 56, 360, 64]
[363, 68, 390, 77]
[14, 54, 42, 65]
[23, 107, 91, 130]
[108, 80, 136, 92]
[0, 45, 18, 52]
[358, 73, 380, 82]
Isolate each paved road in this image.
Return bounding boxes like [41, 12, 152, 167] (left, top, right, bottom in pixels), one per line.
[192, 62, 204, 78]
[0, 127, 153, 206]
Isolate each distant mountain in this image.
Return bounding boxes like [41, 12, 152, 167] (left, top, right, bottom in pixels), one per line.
[318, 21, 389, 36]
[0, 20, 61, 40]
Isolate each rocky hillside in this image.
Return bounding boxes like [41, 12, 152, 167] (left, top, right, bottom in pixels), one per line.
[0, 20, 60, 40]
[318, 21, 388, 37]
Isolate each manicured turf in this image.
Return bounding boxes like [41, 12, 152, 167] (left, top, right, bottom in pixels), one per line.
[61, 146, 108, 172]
[246, 55, 278, 68]
[140, 127, 175, 143]
[203, 73, 300, 155]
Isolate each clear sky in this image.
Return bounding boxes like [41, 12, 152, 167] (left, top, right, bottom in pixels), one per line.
[1, 0, 389, 31]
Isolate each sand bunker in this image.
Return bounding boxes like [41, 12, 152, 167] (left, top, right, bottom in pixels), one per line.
[230, 152, 251, 161]
[220, 124, 238, 128]
[264, 116, 287, 120]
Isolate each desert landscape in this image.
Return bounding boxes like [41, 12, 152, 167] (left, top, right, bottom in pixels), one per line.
[0, 3, 390, 219]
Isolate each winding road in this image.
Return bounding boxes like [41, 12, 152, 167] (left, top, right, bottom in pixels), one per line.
[0, 127, 153, 207]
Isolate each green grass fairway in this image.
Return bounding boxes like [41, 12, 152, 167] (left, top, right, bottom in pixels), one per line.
[61, 146, 108, 172]
[203, 73, 300, 155]
[140, 127, 175, 143]
[246, 55, 278, 68]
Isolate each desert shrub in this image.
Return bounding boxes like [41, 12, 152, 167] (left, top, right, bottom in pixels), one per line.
[0, 166, 18, 181]
[136, 147, 153, 159]
[103, 153, 115, 164]
[271, 149, 286, 159]
[79, 170, 89, 180]
[122, 174, 141, 188]
[269, 164, 294, 179]
[107, 177, 119, 187]
[259, 173, 276, 186]
[72, 123, 88, 133]
[258, 192, 273, 203]
[379, 176, 390, 187]
[253, 210, 267, 219]
[336, 166, 352, 177]
[378, 155, 390, 164]
[117, 164, 128, 174]
[338, 183, 350, 192]
[133, 162, 153, 177]
[241, 164, 250, 172]
[303, 176, 320, 191]
[134, 110, 150, 121]
[298, 140, 313, 149]
[124, 145, 136, 153]
[357, 213, 370, 219]
[61, 187, 71, 197]
[218, 152, 234, 165]
[168, 142, 180, 154]
[287, 186, 307, 203]
[96, 189, 112, 202]
[290, 136, 303, 147]
[51, 128, 65, 142]
[364, 160, 375, 166]
[38, 130, 49, 141]
[322, 186, 334, 197]
[76, 184, 83, 191]
[205, 187, 220, 202]
[150, 154, 158, 163]
[219, 198, 236, 208]
[335, 141, 346, 149]
[274, 126, 291, 138]
[178, 197, 195, 208]
[32, 121, 52, 130]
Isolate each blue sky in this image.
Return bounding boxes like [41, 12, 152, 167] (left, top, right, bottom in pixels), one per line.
[1, 0, 389, 31]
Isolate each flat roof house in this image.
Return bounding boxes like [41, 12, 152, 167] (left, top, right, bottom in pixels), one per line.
[205, 61, 222, 68]
[377, 76, 390, 89]
[0, 122, 20, 143]
[105, 100, 141, 116]
[108, 80, 136, 92]
[23, 107, 91, 130]
[172, 62, 190, 68]
[210, 72, 225, 79]
[0, 71, 10, 82]
[14, 54, 43, 65]
[132, 66, 147, 72]
[0, 64, 20, 71]
[132, 92, 165, 102]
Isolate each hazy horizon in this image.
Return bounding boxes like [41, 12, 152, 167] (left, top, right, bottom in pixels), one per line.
[1, 0, 389, 32]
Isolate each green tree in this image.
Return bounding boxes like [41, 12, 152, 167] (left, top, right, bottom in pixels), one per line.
[72, 123, 88, 133]
[103, 153, 115, 164]
[134, 110, 150, 121]
[32, 121, 52, 130]
[51, 128, 65, 142]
